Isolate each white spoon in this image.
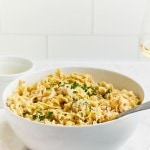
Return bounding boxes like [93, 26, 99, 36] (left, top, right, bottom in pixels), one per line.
[118, 101, 150, 118]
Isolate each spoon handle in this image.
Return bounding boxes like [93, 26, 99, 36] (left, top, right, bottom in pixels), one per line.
[118, 101, 150, 118]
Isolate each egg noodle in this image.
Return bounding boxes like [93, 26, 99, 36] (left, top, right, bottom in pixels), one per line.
[6, 69, 141, 126]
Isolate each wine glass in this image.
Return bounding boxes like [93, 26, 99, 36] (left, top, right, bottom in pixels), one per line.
[139, 0, 150, 58]
[139, 2, 150, 150]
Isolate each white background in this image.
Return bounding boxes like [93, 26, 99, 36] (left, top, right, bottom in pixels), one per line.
[0, 0, 148, 61]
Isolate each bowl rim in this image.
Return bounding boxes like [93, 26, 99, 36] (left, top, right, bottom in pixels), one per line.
[0, 55, 34, 77]
[2, 66, 145, 128]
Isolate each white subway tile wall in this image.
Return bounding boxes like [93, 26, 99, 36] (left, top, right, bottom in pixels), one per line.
[1, 0, 92, 34]
[0, 0, 2, 33]
[94, 0, 146, 35]
[0, 35, 47, 60]
[48, 36, 139, 61]
[0, 0, 148, 61]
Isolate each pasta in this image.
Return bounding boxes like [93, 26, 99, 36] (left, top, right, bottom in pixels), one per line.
[6, 69, 141, 126]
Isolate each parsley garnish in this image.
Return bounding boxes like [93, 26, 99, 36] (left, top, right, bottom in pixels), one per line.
[72, 99, 78, 103]
[81, 112, 84, 117]
[105, 89, 111, 94]
[91, 87, 97, 95]
[39, 115, 45, 121]
[81, 83, 87, 92]
[71, 81, 79, 89]
[22, 111, 29, 116]
[32, 114, 37, 120]
[47, 111, 53, 118]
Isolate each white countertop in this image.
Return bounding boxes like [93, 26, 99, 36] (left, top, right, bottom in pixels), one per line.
[1, 61, 150, 150]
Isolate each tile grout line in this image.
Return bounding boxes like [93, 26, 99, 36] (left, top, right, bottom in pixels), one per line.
[0, 32, 139, 37]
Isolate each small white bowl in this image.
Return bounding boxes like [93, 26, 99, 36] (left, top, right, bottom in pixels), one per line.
[0, 55, 34, 106]
[3, 67, 144, 150]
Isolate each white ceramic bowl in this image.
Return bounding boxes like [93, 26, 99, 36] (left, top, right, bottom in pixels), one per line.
[2, 67, 144, 150]
[0, 55, 34, 106]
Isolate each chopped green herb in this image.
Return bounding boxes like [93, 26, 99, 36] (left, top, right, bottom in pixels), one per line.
[68, 80, 73, 84]
[72, 99, 78, 103]
[47, 111, 53, 118]
[91, 87, 97, 95]
[81, 112, 84, 117]
[22, 111, 29, 116]
[105, 89, 111, 94]
[46, 87, 51, 90]
[87, 91, 91, 96]
[102, 89, 112, 98]
[89, 105, 92, 111]
[83, 101, 88, 106]
[81, 83, 87, 92]
[98, 82, 105, 87]
[98, 83, 102, 86]
[58, 82, 67, 87]
[39, 115, 45, 121]
[71, 99, 78, 107]
[71, 81, 79, 89]
[32, 114, 37, 120]
[62, 93, 67, 96]
[73, 91, 78, 93]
